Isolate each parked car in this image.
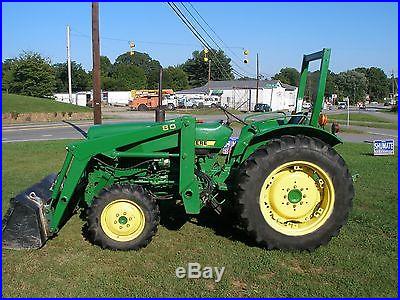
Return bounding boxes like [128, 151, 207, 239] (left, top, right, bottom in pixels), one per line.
[370, 101, 379, 105]
[302, 102, 312, 109]
[178, 98, 202, 109]
[357, 102, 366, 110]
[337, 101, 347, 109]
[254, 103, 272, 112]
[203, 97, 220, 108]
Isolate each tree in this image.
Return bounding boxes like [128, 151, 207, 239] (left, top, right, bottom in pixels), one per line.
[100, 55, 113, 77]
[324, 71, 339, 96]
[114, 52, 161, 89]
[9, 52, 56, 97]
[162, 66, 189, 91]
[355, 67, 390, 101]
[335, 70, 368, 104]
[2, 58, 15, 93]
[110, 64, 147, 90]
[272, 67, 300, 86]
[366, 67, 390, 101]
[182, 49, 234, 87]
[54, 61, 90, 93]
[303, 70, 339, 101]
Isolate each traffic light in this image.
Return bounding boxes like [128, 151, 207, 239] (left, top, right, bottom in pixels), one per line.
[243, 49, 249, 63]
[129, 41, 135, 56]
[203, 48, 209, 62]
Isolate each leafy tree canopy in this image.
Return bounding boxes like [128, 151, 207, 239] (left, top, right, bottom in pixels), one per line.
[182, 49, 234, 87]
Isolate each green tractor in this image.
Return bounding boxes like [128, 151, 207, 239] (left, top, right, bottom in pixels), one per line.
[3, 49, 354, 251]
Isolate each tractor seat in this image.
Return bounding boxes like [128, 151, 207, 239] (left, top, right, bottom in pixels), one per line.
[288, 115, 306, 124]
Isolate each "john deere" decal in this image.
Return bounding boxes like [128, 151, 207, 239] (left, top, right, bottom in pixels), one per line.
[195, 140, 216, 147]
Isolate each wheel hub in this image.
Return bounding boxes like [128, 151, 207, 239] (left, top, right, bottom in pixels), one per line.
[100, 199, 145, 242]
[288, 189, 302, 203]
[259, 161, 335, 236]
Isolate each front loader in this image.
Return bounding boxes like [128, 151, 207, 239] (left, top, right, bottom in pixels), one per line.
[3, 49, 354, 251]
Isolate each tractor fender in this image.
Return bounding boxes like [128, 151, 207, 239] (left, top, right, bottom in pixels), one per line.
[240, 125, 342, 163]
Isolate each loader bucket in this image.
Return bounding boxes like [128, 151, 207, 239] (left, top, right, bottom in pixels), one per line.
[2, 173, 57, 250]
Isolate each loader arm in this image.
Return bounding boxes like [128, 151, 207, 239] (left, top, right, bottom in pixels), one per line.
[49, 116, 200, 233]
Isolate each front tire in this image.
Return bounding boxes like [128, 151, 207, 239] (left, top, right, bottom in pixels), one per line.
[87, 184, 160, 250]
[235, 135, 354, 250]
[138, 104, 148, 111]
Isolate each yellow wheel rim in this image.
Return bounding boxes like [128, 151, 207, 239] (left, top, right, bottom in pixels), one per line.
[100, 199, 145, 242]
[259, 161, 335, 236]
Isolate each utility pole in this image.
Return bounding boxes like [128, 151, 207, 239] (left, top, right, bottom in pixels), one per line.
[66, 25, 73, 104]
[155, 68, 165, 122]
[92, 2, 102, 125]
[256, 53, 259, 105]
[208, 60, 211, 95]
[392, 70, 395, 100]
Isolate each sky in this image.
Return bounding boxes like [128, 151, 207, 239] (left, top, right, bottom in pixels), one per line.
[2, 2, 398, 78]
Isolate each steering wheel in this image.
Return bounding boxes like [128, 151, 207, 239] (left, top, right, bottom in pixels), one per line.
[215, 104, 248, 126]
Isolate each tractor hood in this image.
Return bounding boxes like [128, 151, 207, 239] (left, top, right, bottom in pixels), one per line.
[87, 122, 155, 139]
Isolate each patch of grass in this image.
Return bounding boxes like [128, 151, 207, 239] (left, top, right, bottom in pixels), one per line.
[2, 141, 397, 297]
[2, 93, 91, 113]
[328, 113, 398, 130]
[336, 126, 364, 134]
[330, 113, 393, 123]
[333, 120, 397, 130]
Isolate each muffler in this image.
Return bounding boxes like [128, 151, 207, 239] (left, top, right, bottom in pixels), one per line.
[2, 173, 57, 250]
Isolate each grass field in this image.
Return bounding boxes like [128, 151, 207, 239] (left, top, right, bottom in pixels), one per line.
[329, 113, 397, 130]
[2, 140, 398, 297]
[2, 93, 91, 113]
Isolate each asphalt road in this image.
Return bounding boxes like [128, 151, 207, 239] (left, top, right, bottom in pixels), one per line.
[2, 110, 398, 145]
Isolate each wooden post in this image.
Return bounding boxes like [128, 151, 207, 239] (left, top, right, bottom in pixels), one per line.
[155, 68, 165, 122]
[92, 2, 102, 125]
[256, 53, 259, 105]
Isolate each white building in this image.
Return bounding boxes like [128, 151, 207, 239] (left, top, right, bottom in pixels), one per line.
[176, 80, 298, 112]
[54, 91, 132, 107]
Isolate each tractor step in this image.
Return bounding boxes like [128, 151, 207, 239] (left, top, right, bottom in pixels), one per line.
[2, 173, 57, 250]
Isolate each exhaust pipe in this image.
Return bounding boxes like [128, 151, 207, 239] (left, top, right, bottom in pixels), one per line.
[2, 174, 57, 250]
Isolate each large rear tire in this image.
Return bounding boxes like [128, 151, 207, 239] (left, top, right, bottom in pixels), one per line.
[235, 135, 354, 250]
[86, 184, 159, 251]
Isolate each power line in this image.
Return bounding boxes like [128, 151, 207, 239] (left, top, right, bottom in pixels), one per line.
[187, 2, 255, 76]
[167, 2, 235, 80]
[171, 2, 249, 79]
[169, 2, 237, 79]
[179, 2, 250, 78]
[71, 29, 199, 47]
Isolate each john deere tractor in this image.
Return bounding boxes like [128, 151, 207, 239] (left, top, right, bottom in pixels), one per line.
[3, 49, 354, 251]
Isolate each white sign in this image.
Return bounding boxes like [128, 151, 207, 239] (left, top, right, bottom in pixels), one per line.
[373, 139, 395, 156]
